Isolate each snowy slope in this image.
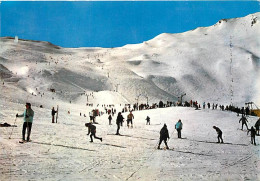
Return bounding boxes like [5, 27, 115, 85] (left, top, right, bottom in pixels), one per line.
[0, 12, 260, 181]
[0, 13, 259, 107]
[1, 105, 259, 180]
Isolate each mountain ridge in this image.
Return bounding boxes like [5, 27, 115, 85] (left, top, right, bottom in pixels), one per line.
[0, 12, 259, 107]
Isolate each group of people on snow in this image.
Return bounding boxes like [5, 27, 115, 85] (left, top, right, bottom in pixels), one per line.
[238, 115, 260, 145]
[14, 101, 259, 146]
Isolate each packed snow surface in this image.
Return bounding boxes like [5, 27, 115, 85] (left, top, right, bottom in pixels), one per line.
[1, 105, 260, 180]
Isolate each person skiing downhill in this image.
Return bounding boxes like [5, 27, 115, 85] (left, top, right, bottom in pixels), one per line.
[158, 124, 170, 149]
[239, 115, 249, 130]
[85, 123, 102, 142]
[247, 126, 256, 145]
[213, 126, 223, 143]
[175, 119, 183, 138]
[116, 112, 124, 135]
[16, 103, 34, 142]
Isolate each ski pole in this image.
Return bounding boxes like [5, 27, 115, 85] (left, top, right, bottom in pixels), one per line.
[168, 129, 175, 143]
[9, 117, 17, 139]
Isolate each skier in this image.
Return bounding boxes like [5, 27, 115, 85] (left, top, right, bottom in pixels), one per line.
[175, 119, 183, 138]
[159, 101, 164, 108]
[51, 107, 57, 123]
[247, 126, 256, 145]
[245, 107, 250, 116]
[255, 118, 260, 135]
[108, 114, 112, 125]
[16, 103, 34, 142]
[127, 111, 134, 128]
[116, 112, 124, 135]
[145, 116, 150, 125]
[157, 124, 170, 149]
[213, 126, 223, 143]
[239, 115, 249, 130]
[89, 111, 93, 123]
[85, 123, 102, 142]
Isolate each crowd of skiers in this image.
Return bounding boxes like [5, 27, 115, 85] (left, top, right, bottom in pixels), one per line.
[13, 100, 259, 146]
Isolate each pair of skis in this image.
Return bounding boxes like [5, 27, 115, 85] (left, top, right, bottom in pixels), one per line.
[19, 140, 31, 144]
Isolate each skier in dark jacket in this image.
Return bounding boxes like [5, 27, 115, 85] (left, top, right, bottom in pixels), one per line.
[108, 114, 112, 125]
[159, 101, 164, 108]
[51, 107, 57, 123]
[116, 112, 124, 135]
[239, 115, 248, 130]
[158, 124, 170, 149]
[85, 123, 102, 142]
[213, 126, 223, 143]
[255, 118, 260, 135]
[247, 126, 256, 145]
[175, 119, 183, 138]
[145, 116, 150, 125]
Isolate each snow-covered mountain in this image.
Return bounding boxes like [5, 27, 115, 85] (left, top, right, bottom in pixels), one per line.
[1, 12, 260, 181]
[0, 12, 259, 107]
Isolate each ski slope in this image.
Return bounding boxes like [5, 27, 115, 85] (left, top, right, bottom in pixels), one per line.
[1, 105, 259, 180]
[0, 12, 260, 180]
[0, 12, 259, 107]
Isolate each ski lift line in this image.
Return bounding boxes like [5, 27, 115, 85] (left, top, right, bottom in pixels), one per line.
[229, 36, 234, 105]
[253, 102, 259, 110]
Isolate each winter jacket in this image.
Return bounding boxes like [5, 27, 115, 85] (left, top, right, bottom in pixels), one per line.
[127, 113, 134, 120]
[175, 122, 183, 130]
[239, 116, 248, 124]
[18, 108, 34, 123]
[116, 115, 124, 125]
[87, 124, 96, 134]
[52, 109, 57, 116]
[108, 115, 112, 120]
[214, 127, 222, 135]
[160, 126, 169, 140]
[247, 127, 256, 137]
[255, 119, 260, 129]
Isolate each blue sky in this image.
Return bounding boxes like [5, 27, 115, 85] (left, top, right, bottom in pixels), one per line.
[1, 1, 259, 48]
